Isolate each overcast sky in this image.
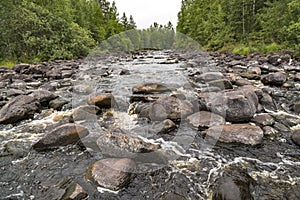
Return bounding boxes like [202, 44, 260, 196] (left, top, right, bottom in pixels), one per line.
[108, 0, 182, 29]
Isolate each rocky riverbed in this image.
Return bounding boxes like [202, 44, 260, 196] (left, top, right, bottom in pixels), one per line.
[0, 50, 300, 199]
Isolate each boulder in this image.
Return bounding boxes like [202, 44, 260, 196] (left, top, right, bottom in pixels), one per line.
[132, 83, 171, 94]
[72, 105, 100, 121]
[32, 123, 89, 151]
[247, 66, 261, 75]
[196, 72, 224, 82]
[29, 90, 58, 106]
[97, 130, 160, 154]
[293, 101, 300, 114]
[211, 167, 255, 200]
[198, 87, 258, 122]
[0, 95, 41, 124]
[150, 119, 177, 134]
[291, 131, 300, 147]
[206, 124, 264, 145]
[208, 79, 233, 90]
[261, 72, 287, 86]
[251, 113, 275, 126]
[149, 96, 194, 121]
[49, 98, 68, 111]
[85, 158, 136, 190]
[87, 93, 114, 108]
[61, 182, 88, 200]
[187, 111, 225, 130]
[294, 73, 300, 82]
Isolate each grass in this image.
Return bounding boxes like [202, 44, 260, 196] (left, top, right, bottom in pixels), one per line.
[0, 60, 16, 68]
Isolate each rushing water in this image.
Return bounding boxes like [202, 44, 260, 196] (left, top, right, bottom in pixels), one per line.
[1, 50, 300, 199]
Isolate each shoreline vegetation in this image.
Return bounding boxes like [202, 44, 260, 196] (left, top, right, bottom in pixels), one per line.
[0, 0, 299, 67]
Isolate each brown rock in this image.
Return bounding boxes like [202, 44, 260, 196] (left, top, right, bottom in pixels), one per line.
[206, 124, 264, 145]
[294, 73, 300, 82]
[97, 130, 160, 154]
[85, 158, 136, 190]
[61, 182, 88, 200]
[187, 111, 225, 130]
[151, 119, 177, 134]
[29, 89, 58, 106]
[149, 96, 194, 121]
[33, 123, 89, 151]
[87, 93, 114, 108]
[132, 83, 171, 94]
[248, 66, 261, 75]
[251, 113, 275, 126]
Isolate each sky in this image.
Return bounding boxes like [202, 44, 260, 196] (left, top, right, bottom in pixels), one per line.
[108, 0, 182, 29]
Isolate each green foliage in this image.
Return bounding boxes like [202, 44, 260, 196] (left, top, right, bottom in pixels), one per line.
[177, 0, 300, 56]
[0, 0, 134, 62]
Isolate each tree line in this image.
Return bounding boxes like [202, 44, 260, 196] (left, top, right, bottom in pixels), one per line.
[177, 0, 300, 55]
[0, 0, 136, 62]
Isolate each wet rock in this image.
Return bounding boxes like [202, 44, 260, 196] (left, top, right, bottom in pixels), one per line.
[151, 119, 177, 134]
[199, 87, 258, 122]
[97, 130, 160, 154]
[195, 72, 224, 82]
[291, 131, 300, 147]
[251, 113, 275, 126]
[206, 124, 264, 145]
[61, 182, 88, 200]
[149, 96, 194, 121]
[130, 95, 159, 103]
[32, 123, 89, 151]
[160, 192, 187, 200]
[240, 72, 261, 80]
[46, 68, 62, 79]
[187, 111, 225, 130]
[49, 98, 69, 111]
[72, 105, 100, 121]
[11, 63, 30, 73]
[211, 167, 254, 200]
[263, 126, 278, 136]
[87, 93, 114, 108]
[294, 73, 300, 81]
[119, 69, 130, 75]
[208, 79, 233, 90]
[259, 92, 277, 111]
[61, 70, 74, 79]
[73, 85, 93, 94]
[6, 89, 25, 97]
[85, 158, 136, 190]
[29, 89, 58, 106]
[261, 72, 287, 86]
[248, 66, 261, 75]
[292, 101, 300, 114]
[132, 83, 171, 94]
[234, 78, 252, 86]
[0, 95, 41, 124]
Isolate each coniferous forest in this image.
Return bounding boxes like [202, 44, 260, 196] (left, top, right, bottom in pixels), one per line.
[177, 0, 300, 55]
[0, 0, 299, 64]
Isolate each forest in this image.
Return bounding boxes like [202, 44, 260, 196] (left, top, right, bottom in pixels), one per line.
[177, 0, 300, 55]
[0, 0, 299, 64]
